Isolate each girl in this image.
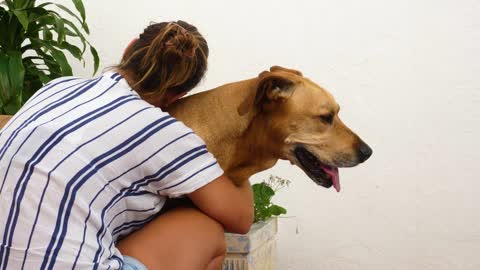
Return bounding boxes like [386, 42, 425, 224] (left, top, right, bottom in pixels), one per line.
[0, 21, 253, 270]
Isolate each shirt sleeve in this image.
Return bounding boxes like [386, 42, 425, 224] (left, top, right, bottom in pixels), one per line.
[146, 120, 224, 198]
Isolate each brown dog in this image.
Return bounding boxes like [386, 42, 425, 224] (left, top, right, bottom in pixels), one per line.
[168, 66, 372, 191]
[0, 66, 371, 191]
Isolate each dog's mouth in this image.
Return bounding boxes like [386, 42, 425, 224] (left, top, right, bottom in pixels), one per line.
[294, 147, 341, 192]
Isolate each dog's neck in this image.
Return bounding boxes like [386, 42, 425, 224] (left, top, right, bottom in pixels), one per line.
[167, 79, 278, 185]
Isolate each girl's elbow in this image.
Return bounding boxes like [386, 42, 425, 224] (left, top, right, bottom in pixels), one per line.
[229, 208, 254, 234]
[235, 221, 253, 234]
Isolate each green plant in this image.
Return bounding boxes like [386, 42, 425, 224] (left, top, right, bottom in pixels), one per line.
[252, 175, 290, 223]
[0, 0, 99, 115]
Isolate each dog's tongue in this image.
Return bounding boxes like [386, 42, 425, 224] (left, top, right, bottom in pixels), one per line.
[322, 165, 340, 192]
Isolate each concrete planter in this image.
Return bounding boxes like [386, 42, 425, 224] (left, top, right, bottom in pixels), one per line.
[223, 218, 278, 270]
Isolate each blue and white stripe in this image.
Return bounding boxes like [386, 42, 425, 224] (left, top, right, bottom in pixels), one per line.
[0, 77, 101, 161]
[0, 72, 224, 270]
[1, 82, 133, 270]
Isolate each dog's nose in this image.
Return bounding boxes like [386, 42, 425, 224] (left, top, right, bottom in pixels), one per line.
[357, 142, 373, 162]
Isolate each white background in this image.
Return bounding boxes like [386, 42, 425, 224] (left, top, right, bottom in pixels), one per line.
[69, 0, 480, 269]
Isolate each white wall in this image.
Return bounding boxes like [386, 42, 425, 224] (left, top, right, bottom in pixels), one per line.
[71, 0, 480, 269]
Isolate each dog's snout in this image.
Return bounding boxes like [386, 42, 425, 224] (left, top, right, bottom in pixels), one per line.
[357, 142, 372, 162]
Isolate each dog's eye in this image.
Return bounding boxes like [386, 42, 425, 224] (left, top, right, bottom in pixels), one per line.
[319, 113, 334, 124]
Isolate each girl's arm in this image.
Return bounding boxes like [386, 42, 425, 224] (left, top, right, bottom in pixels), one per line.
[188, 175, 254, 234]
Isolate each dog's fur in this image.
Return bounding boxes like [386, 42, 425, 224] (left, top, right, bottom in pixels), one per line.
[168, 66, 371, 186]
[0, 66, 371, 187]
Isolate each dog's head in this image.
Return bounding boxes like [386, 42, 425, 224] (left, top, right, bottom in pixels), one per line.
[239, 66, 372, 191]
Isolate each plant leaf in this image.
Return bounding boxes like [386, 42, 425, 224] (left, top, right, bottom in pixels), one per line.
[12, 0, 29, 9]
[71, 0, 85, 23]
[35, 2, 89, 34]
[61, 41, 82, 60]
[53, 15, 65, 43]
[252, 182, 277, 222]
[0, 53, 11, 104]
[31, 40, 70, 76]
[54, 3, 89, 34]
[26, 6, 49, 22]
[0, 8, 8, 48]
[7, 51, 25, 92]
[1, 0, 98, 113]
[34, 48, 62, 77]
[4, 102, 21, 114]
[24, 59, 51, 84]
[25, 10, 55, 37]
[61, 18, 86, 53]
[13, 9, 29, 31]
[267, 205, 287, 216]
[49, 48, 72, 76]
[0, 52, 24, 114]
[90, 45, 99, 74]
[253, 183, 275, 200]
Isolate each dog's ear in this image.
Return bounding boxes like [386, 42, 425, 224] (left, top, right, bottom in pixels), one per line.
[238, 69, 298, 116]
[255, 72, 295, 103]
[269, 65, 303, 76]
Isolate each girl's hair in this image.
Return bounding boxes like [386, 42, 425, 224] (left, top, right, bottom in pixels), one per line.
[117, 20, 209, 99]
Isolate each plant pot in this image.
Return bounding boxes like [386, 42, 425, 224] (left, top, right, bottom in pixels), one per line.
[222, 218, 278, 270]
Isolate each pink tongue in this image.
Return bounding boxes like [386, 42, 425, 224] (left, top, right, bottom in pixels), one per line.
[321, 166, 340, 192]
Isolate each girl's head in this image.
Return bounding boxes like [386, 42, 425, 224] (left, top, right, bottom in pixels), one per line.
[117, 20, 209, 107]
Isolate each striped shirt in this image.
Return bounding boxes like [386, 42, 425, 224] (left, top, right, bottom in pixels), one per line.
[0, 72, 224, 270]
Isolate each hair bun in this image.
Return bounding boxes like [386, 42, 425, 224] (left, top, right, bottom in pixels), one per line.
[118, 20, 208, 97]
[163, 23, 199, 58]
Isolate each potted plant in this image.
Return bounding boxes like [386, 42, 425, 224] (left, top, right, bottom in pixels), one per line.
[223, 175, 290, 270]
[0, 0, 98, 115]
